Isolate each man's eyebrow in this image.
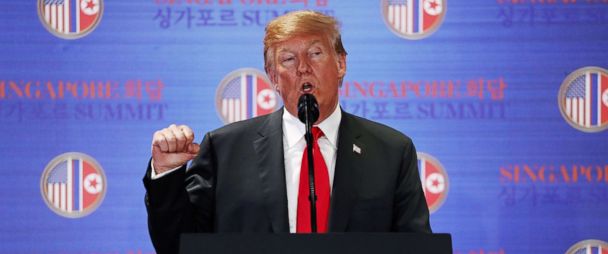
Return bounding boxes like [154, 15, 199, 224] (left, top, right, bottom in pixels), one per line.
[308, 39, 322, 47]
[277, 48, 293, 54]
[277, 39, 324, 53]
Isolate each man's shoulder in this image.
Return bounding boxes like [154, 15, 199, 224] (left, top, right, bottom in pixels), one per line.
[209, 110, 280, 138]
[343, 111, 413, 145]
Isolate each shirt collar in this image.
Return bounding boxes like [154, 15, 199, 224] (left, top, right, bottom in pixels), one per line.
[282, 103, 342, 149]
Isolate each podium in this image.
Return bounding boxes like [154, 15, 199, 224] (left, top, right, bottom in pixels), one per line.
[180, 233, 452, 254]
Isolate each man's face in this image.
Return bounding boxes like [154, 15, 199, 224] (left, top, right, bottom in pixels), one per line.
[268, 34, 346, 124]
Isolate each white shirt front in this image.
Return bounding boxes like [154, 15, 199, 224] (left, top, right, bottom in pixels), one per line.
[282, 105, 341, 233]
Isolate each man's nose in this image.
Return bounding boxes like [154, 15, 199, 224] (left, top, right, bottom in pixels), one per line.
[297, 57, 312, 75]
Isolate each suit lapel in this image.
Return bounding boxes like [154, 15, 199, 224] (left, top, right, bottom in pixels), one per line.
[329, 110, 362, 231]
[253, 109, 290, 232]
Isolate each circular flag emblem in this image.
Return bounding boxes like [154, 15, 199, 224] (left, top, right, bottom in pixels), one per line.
[417, 152, 449, 213]
[40, 152, 107, 218]
[215, 68, 282, 124]
[558, 66, 608, 133]
[37, 0, 103, 39]
[381, 0, 447, 40]
[565, 239, 608, 254]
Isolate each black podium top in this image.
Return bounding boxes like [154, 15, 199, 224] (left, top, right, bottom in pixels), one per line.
[180, 233, 452, 254]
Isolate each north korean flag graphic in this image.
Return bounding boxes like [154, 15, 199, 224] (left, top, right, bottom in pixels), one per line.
[417, 153, 449, 213]
[217, 68, 280, 124]
[41, 153, 106, 218]
[78, 0, 101, 33]
[81, 159, 103, 210]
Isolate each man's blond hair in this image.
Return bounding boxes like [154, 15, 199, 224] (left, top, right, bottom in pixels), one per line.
[263, 10, 347, 73]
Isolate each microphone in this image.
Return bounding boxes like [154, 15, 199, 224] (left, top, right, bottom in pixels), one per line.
[297, 93, 320, 233]
[297, 93, 320, 125]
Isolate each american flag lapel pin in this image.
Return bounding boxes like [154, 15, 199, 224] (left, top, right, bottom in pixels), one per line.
[353, 144, 361, 155]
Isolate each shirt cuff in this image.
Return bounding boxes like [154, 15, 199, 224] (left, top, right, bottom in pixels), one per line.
[150, 159, 183, 180]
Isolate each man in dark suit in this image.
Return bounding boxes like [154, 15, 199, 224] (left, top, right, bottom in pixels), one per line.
[144, 10, 431, 254]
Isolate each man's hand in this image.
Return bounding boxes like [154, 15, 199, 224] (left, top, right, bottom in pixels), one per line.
[151, 124, 200, 174]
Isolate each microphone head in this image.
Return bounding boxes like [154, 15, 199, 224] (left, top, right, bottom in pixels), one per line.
[297, 94, 320, 124]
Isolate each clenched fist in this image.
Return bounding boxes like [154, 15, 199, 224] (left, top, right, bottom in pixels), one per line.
[151, 124, 200, 174]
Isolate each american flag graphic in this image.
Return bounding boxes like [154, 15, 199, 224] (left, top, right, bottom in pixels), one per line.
[43, 155, 103, 214]
[418, 153, 448, 213]
[385, 0, 444, 36]
[218, 70, 278, 124]
[563, 71, 608, 128]
[40, 0, 101, 35]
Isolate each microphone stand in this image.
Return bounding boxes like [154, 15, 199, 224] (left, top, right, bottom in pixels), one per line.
[304, 111, 317, 233]
[298, 94, 319, 233]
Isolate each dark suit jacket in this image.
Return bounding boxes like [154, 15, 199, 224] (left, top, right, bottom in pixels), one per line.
[143, 109, 431, 254]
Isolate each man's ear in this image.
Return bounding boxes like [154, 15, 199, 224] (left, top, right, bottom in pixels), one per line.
[265, 67, 280, 94]
[337, 53, 347, 79]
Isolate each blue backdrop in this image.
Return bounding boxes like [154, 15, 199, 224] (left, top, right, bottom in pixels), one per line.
[1, 0, 607, 253]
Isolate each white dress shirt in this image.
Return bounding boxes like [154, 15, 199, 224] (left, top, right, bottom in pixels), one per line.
[282, 105, 341, 233]
[151, 104, 342, 233]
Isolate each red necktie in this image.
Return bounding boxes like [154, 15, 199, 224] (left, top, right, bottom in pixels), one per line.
[296, 127, 330, 233]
